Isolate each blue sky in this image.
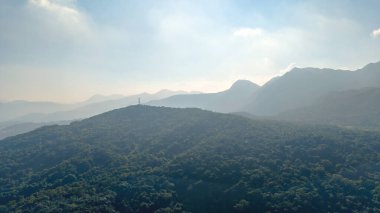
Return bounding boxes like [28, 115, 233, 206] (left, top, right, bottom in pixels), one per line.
[1, 0, 380, 102]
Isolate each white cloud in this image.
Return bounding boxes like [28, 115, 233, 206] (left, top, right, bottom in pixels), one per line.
[372, 28, 380, 38]
[29, 0, 78, 15]
[233, 28, 263, 37]
[2, 1, 379, 102]
[28, 0, 92, 38]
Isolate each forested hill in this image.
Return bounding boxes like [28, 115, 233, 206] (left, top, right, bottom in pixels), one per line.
[1, 105, 380, 212]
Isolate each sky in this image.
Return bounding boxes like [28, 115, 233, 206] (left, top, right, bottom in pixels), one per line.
[1, 0, 380, 103]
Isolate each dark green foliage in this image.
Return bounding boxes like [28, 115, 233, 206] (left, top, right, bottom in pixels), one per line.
[0, 106, 379, 212]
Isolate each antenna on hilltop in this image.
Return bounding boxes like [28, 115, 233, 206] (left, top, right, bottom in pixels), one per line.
[138, 97, 141, 105]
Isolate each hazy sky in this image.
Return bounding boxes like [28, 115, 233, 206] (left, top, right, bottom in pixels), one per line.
[1, 0, 380, 102]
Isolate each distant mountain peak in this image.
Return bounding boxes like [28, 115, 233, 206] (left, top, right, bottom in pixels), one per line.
[360, 61, 380, 72]
[155, 89, 172, 94]
[85, 94, 124, 104]
[286, 67, 336, 74]
[87, 94, 105, 100]
[152, 89, 188, 98]
[229, 80, 259, 91]
[154, 89, 182, 95]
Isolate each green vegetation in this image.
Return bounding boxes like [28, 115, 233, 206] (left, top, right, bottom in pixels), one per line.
[0, 106, 379, 212]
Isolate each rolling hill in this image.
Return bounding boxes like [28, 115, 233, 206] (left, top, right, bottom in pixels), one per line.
[0, 105, 379, 212]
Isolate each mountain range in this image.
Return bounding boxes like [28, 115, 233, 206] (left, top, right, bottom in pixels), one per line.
[1, 61, 380, 139]
[148, 80, 259, 113]
[0, 90, 190, 123]
[246, 62, 380, 116]
[149, 61, 380, 129]
[0, 90, 191, 139]
[11, 90, 192, 123]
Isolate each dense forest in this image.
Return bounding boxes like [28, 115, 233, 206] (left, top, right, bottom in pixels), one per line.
[0, 105, 380, 212]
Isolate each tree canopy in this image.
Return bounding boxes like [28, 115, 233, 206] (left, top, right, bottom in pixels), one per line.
[0, 105, 379, 212]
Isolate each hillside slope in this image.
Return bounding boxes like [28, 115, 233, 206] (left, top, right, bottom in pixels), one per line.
[0, 106, 379, 212]
[276, 87, 380, 129]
